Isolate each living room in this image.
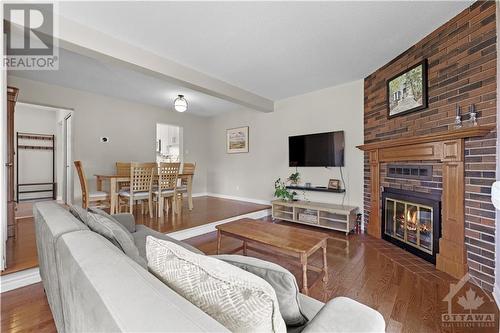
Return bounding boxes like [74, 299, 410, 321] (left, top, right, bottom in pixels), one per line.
[1, 1, 500, 332]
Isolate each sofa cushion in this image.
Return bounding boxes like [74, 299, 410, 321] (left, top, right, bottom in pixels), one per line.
[146, 237, 286, 333]
[301, 297, 385, 333]
[110, 213, 137, 233]
[214, 254, 307, 326]
[132, 224, 203, 259]
[86, 212, 147, 269]
[55, 230, 230, 332]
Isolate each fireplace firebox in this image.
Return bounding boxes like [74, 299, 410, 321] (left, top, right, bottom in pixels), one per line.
[381, 188, 441, 264]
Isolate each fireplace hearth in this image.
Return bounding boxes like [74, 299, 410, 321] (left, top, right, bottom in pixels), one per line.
[382, 188, 441, 264]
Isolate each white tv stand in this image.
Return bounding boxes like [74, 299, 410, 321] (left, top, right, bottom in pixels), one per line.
[271, 200, 359, 235]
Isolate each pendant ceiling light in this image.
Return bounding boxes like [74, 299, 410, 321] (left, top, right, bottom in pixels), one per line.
[174, 95, 188, 112]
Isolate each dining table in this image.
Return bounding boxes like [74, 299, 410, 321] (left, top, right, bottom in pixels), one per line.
[94, 173, 194, 214]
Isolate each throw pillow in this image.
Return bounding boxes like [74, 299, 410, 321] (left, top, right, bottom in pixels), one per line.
[86, 212, 147, 269]
[146, 236, 286, 333]
[69, 205, 89, 225]
[88, 208, 134, 234]
[213, 254, 307, 326]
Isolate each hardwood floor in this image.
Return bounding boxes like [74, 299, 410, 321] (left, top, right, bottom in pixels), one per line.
[1, 203, 39, 275]
[2, 216, 498, 332]
[1, 282, 56, 333]
[186, 218, 499, 333]
[134, 196, 270, 233]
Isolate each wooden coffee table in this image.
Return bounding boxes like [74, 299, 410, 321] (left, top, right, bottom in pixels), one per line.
[215, 218, 329, 295]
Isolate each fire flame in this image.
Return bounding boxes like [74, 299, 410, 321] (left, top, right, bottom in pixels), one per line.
[406, 210, 417, 224]
[400, 209, 430, 233]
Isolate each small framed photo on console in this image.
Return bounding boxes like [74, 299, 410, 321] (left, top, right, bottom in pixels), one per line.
[328, 179, 340, 190]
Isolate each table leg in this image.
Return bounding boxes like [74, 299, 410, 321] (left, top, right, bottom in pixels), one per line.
[110, 179, 117, 214]
[187, 175, 193, 211]
[301, 254, 309, 296]
[322, 242, 329, 283]
[216, 231, 221, 255]
[243, 241, 247, 255]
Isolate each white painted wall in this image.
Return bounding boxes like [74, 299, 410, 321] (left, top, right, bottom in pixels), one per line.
[7, 76, 210, 203]
[207, 80, 364, 211]
[14, 104, 57, 200]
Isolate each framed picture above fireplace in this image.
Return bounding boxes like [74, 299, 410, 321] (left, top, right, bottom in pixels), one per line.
[387, 59, 428, 118]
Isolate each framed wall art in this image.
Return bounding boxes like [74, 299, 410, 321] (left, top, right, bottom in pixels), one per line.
[387, 59, 428, 118]
[226, 126, 249, 153]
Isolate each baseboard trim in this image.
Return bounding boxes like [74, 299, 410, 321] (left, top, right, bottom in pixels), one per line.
[494, 284, 500, 309]
[206, 192, 271, 206]
[0, 268, 41, 293]
[167, 208, 271, 240]
[191, 192, 208, 198]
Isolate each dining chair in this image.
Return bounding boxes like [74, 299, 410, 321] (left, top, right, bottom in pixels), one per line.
[115, 162, 131, 190]
[176, 162, 196, 211]
[153, 162, 180, 217]
[118, 162, 155, 217]
[74, 161, 110, 209]
[115, 162, 131, 176]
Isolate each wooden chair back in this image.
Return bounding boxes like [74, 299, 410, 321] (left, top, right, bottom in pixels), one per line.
[130, 162, 156, 193]
[181, 162, 196, 185]
[158, 163, 180, 191]
[74, 160, 89, 208]
[116, 162, 131, 176]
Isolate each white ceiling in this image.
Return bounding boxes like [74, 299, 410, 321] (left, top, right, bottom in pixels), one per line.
[9, 48, 243, 117]
[58, 1, 473, 100]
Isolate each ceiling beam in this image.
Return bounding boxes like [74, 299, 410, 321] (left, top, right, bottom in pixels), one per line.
[55, 16, 274, 112]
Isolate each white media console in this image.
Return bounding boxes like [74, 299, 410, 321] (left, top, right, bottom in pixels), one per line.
[271, 200, 359, 235]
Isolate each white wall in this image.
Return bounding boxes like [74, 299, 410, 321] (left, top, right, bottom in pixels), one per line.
[7, 76, 210, 203]
[207, 80, 364, 211]
[14, 104, 57, 200]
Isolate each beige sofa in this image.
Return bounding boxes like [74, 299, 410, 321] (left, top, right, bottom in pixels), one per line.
[34, 201, 384, 332]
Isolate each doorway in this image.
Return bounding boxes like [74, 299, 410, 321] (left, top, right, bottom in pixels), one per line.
[156, 123, 183, 163]
[2, 102, 73, 275]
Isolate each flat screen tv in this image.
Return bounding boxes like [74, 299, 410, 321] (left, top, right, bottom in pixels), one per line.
[289, 131, 344, 167]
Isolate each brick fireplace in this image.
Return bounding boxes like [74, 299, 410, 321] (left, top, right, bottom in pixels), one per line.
[362, 1, 497, 291]
[358, 126, 494, 280]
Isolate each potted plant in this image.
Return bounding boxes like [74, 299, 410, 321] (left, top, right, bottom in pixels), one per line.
[288, 172, 300, 185]
[274, 178, 297, 201]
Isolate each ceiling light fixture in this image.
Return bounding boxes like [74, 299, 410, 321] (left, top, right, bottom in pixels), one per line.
[174, 94, 188, 112]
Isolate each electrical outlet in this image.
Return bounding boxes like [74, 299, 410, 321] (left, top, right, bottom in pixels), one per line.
[236, 185, 240, 191]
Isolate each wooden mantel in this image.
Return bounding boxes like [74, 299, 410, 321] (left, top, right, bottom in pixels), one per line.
[357, 126, 495, 151]
[357, 125, 494, 279]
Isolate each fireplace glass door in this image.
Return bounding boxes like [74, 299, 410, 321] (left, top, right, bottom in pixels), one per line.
[384, 198, 434, 254]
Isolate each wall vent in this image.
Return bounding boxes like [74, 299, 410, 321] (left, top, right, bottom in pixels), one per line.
[387, 164, 433, 181]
